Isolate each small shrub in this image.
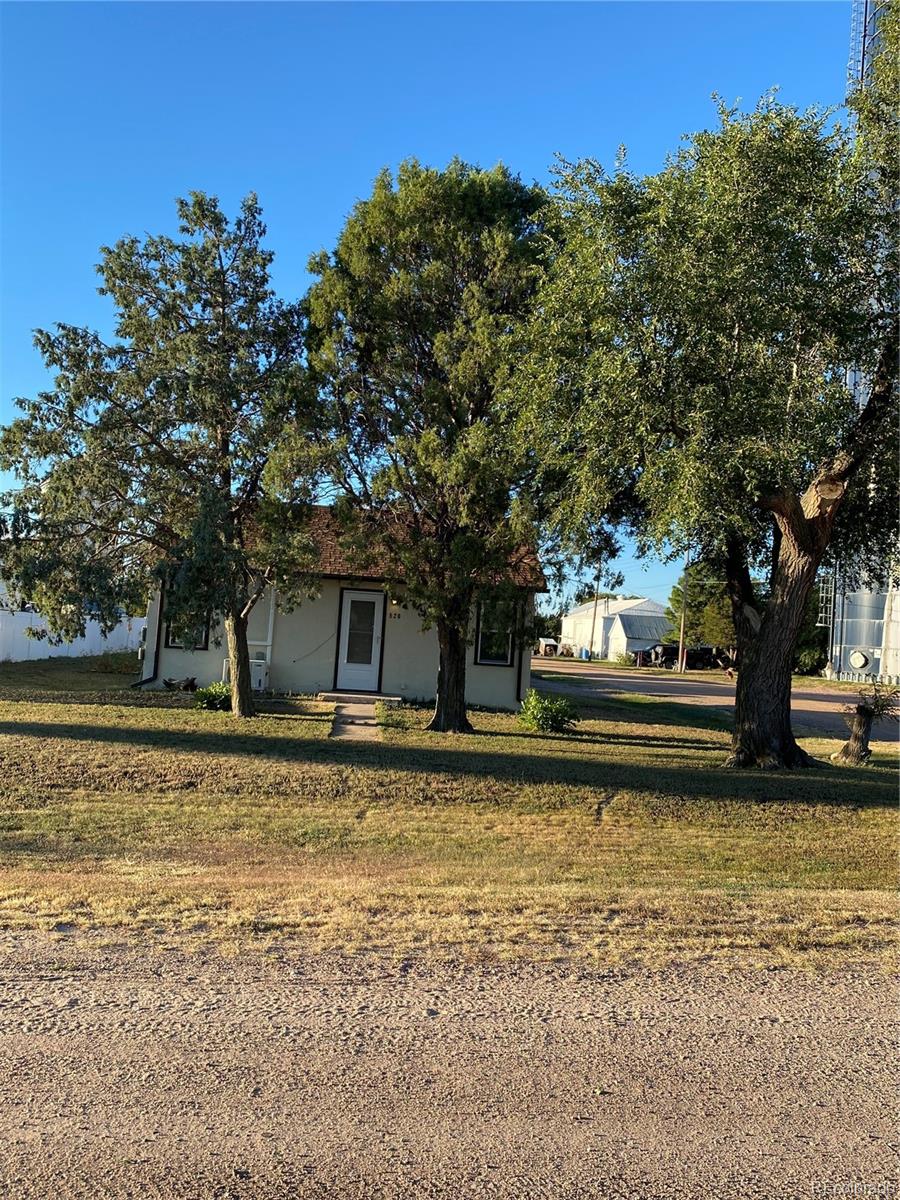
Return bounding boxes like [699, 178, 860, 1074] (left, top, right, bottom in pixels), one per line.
[195, 681, 232, 712]
[794, 645, 827, 675]
[614, 652, 634, 667]
[518, 688, 580, 734]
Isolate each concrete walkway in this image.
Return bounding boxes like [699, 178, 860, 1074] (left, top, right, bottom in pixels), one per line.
[329, 700, 381, 741]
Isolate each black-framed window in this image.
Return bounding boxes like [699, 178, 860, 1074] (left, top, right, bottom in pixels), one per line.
[475, 600, 515, 667]
[164, 620, 210, 651]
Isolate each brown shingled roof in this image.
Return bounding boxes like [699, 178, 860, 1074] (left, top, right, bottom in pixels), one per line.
[305, 506, 545, 590]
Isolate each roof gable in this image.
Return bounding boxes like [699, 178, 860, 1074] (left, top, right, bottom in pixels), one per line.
[566, 596, 665, 618]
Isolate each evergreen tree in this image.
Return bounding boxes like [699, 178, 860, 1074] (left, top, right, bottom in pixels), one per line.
[0, 194, 314, 717]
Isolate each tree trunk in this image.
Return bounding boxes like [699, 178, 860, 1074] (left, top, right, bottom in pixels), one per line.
[427, 618, 473, 733]
[724, 530, 820, 769]
[224, 608, 255, 718]
[831, 705, 874, 765]
[722, 334, 898, 769]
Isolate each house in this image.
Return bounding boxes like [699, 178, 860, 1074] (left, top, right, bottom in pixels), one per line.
[559, 596, 667, 659]
[138, 508, 544, 709]
[606, 612, 673, 661]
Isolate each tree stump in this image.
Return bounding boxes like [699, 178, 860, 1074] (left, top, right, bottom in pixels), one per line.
[831, 684, 898, 767]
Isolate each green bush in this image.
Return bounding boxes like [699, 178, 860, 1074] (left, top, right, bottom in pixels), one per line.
[195, 681, 232, 712]
[613, 652, 635, 666]
[794, 645, 828, 675]
[517, 688, 580, 734]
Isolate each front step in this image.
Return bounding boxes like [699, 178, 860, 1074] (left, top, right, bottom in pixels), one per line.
[317, 691, 402, 707]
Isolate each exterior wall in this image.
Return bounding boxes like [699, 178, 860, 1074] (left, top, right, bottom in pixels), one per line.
[141, 587, 273, 690]
[560, 611, 615, 658]
[607, 621, 627, 661]
[266, 582, 339, 695]
[142, 582, 530, 709]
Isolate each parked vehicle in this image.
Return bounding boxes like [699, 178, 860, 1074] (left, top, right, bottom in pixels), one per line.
[646, 643, 718, 670]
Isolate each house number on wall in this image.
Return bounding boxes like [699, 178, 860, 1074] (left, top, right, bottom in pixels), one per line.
[388, 611, 402, 620]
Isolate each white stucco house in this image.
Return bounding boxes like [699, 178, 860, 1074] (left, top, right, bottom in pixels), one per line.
[138, 508, 544, 709]
[560, 596, 668, 659]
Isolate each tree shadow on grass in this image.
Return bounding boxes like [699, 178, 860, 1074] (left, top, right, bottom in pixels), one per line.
[0, 691, 324, 713]
[471, 728, 720, 752]
[0, 716, 893, 810]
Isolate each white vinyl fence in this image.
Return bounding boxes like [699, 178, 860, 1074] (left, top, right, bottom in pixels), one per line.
[0, 609, 145, 663]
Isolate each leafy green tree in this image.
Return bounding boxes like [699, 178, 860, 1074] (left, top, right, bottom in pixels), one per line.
[698, 598, 737, 657]
[665, 564, 728, 649]
[0, 193, 313, 717]
[517, 79, 897, 768]
[792, 588, 829, 676]
[301, 160, 548, 731]
[667, 565, 827, 670]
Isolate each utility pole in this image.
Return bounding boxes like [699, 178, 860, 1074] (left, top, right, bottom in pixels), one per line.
[587, 565, 602, 661]
[677, 552, 690, 673]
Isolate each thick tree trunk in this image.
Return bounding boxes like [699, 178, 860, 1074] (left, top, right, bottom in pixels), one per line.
[724, 531, 820, 770]
[224, 609, 255, 719]
[831, 706, 874, 765]
[427, 618, 473, 733]
[723, 332, 897, 769]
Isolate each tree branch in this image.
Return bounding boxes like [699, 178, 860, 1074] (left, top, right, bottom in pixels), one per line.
[803, 327, 899, 520]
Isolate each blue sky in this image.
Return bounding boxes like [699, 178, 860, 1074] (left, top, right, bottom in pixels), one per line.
[0, 1, 852, 603]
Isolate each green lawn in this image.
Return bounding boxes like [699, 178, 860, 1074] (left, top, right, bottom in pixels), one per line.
[0, 655, 895, 966]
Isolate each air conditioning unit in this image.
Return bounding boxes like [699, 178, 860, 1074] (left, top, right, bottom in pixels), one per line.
[250, 660, 269, 692]
[221, 658, 270, 691]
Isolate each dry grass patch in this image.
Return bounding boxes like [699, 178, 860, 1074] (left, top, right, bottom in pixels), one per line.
[0, 650, 140, 695]
[0, 665, 895, 966]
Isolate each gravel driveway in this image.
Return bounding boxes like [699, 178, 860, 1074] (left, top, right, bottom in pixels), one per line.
[0, 933, 895, 1199]
[532, 659, 895, 743]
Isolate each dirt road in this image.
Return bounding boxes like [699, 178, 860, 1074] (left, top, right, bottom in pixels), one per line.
[533, 659, 896, 743]
[0, 934, 895, 1199]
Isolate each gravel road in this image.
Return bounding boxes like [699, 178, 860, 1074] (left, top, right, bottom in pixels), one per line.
[0, 934, 895, 1200]
[532, 659, 895, 743]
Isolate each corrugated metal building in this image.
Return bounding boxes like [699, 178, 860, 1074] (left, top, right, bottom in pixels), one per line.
[607, 613, 673, 661]
[560, 597, 667, 659]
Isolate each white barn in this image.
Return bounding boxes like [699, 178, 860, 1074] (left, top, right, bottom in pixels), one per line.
[607, 612, 673, 661]
[560, 596, 668, 660]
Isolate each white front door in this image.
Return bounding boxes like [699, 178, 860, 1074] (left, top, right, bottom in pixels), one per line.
[336, 589, 384, 692]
